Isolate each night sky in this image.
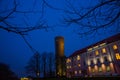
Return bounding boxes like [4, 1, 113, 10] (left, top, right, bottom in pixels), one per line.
[0, 0, 119, 77]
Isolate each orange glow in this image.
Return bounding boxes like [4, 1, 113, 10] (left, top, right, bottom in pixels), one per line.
[113, 44, 118, 50]
[115, 53, 120, 60]
[110, 63, 114, 72]
[88, 66, 91, 73]
[101, 64, 106, 72]
[94, 65, 98, 72]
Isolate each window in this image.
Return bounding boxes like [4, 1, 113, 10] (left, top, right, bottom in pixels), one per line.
[79, 70, 81, 74]
[102, 48, 106, 53]
[91, 68, 95, 73]
[66, 58, 71, 63]
[113, 44, 118, 50]
[104, 56, 108, 62]
[98, 67, 102, 72]
[95, 50, 99, 56]
[75, 71, 77, 74]
[91, 60, 94, 65]
[67, 66, 69, 69]
[115, 53, 120, 60]
[106, 66, 110, 72]
[78, 63, 81, 67]
[97, 58, 100, 63]
[77, 55, 80, 60]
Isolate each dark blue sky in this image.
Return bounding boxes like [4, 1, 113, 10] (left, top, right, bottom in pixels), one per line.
[0, 0, 118, 77]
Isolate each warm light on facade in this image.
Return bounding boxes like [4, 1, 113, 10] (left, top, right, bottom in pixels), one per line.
[102, 48, 106, 53]
[93, 58, 97, 64]
[88, 60, 90, 65]
[77, 55, 80, 60]
[113, 44, 118, 50]
[21, 78, 29, 80]
[108, 55, 112, 62]
[101, 64, 106, 72]
[115, 53, 120, 60]
[100, 57, 104, 63]
[87, 48, 92, 51]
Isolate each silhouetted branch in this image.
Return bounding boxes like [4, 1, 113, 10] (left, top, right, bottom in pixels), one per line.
[64, 0, 120, 36]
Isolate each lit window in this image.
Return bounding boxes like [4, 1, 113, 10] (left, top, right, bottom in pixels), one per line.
[78, 64, 81, 67]
[106, 66, 110, 72]
[113, 45, 118, 50]
[115, 53, 120, 60]
[67, 66, 69, 69]
[102, 48, 106, 53]
[77, 55, 80, 60]
[75, 71, 77, 74]
[79, 70, 81, 74]
[95, 50, 99, 56]
[66, 58, 71, 63]
[98, 67, 102, 72]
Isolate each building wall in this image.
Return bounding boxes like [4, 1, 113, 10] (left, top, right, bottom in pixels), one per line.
[66, 36, 120, 77]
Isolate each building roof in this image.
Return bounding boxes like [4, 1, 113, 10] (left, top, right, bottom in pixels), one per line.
[68, 33, 120, 58]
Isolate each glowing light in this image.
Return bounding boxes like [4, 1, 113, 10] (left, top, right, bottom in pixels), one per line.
[115, 53, 120, 60]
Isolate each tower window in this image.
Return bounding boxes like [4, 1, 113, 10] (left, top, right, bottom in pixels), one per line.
[113, 44, 118, 50]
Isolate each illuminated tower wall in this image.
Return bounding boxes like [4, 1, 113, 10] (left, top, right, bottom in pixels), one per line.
[55, 36, 66, 76]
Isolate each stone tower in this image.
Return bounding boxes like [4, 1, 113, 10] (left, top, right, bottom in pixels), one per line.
[55, 36, 66, 76]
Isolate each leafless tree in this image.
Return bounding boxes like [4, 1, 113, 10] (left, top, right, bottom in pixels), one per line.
[0, 0, 57, 53]
[25, 52, 41, 77]
[47, 52, 55, 77]
[64, 0, 120, 37]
